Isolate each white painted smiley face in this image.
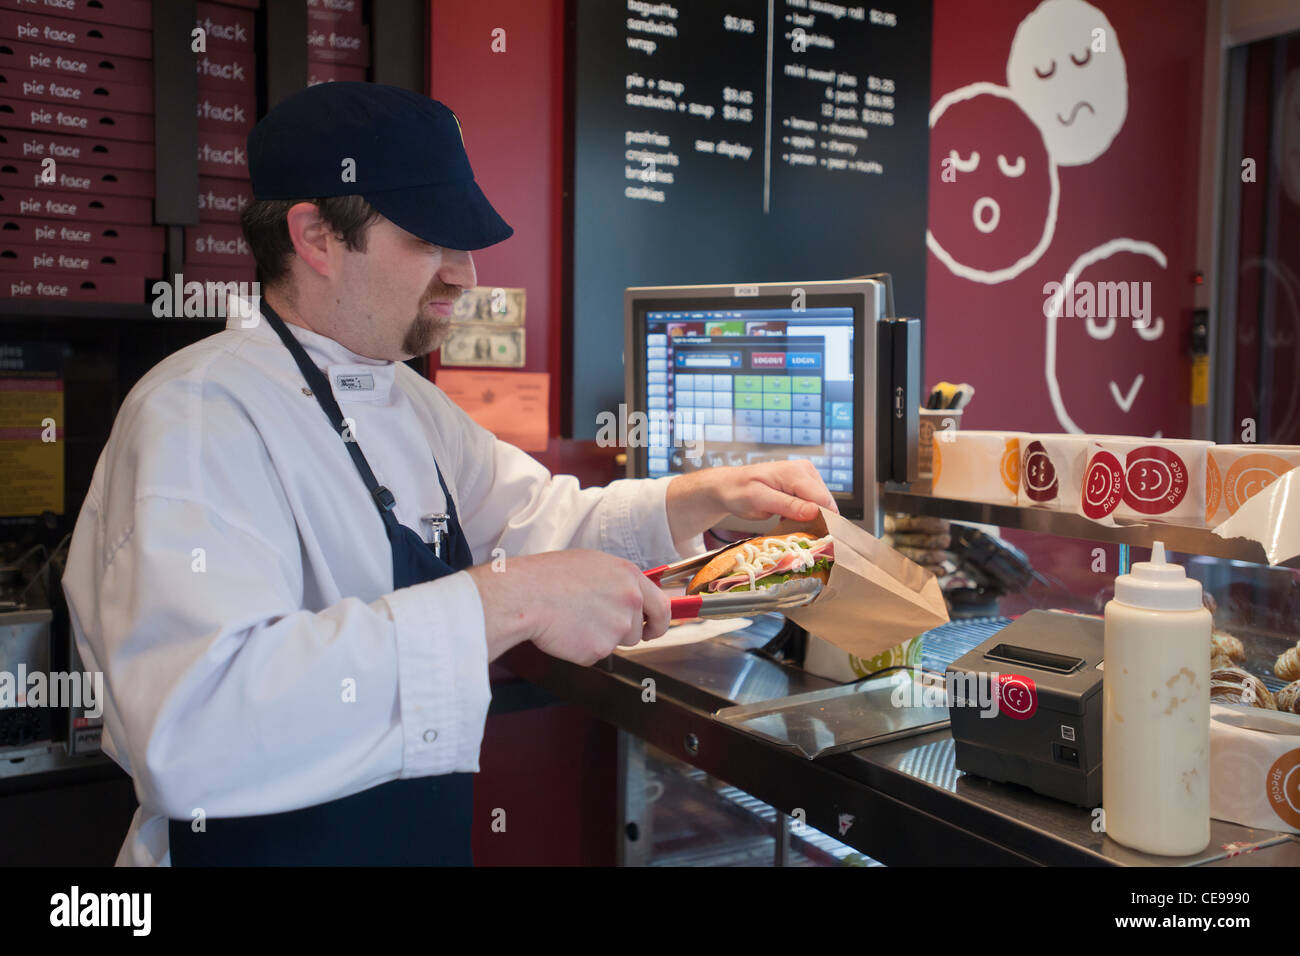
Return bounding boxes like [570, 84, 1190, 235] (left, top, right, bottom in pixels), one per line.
[927, 84, 1060, 284]
[1006, 0, 1128, 167]
[1044, 238, 1168, 435]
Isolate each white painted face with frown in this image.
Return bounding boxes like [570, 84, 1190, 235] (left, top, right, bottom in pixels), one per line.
[1006, 0, 1128, 167]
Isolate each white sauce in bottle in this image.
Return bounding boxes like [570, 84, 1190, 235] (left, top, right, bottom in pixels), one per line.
[1102, 542, 1211, 856]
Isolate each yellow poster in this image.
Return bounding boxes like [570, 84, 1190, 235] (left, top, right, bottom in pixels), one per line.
[0, 378, 64, 515]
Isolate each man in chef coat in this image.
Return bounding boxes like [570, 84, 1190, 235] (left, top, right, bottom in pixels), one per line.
[61, 83, 837, 866]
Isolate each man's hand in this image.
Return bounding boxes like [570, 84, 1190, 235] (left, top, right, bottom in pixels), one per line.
[665, 459, 839, 545]
[467, 550, 671, 666]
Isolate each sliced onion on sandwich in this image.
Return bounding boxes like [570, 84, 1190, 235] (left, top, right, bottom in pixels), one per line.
[686, 532, 834, 595]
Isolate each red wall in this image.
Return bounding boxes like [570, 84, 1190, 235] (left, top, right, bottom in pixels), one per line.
[926, 0, 1207, 439]
[430, 0, 619, 867]
[429, 0, 623, 487]
[428, 0, 566, 437]
[926, 0, 1210, 611]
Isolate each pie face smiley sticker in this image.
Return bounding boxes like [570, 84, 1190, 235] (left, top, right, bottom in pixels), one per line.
[1223, 453, 1296, 515]
[1000, 439, 1022, 494]
[1121, 445, 1189, 515]
[1023, 440, 1059, 502]
[996, 673, 1038, 720]
[1205, 453, 1222, 524]
[1082, 449, 1124, 519]
[1266, 749, 1300, 830]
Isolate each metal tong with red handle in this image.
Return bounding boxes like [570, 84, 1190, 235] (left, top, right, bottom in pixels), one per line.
[665, 576, 823, 620]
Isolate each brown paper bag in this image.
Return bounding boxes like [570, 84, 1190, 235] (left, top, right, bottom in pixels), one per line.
[771, 505, 950, 660]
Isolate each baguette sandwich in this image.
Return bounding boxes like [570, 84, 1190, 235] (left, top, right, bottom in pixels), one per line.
[686, 531, 835, 595]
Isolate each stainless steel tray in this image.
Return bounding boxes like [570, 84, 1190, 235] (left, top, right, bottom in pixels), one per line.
[714, 671, 950, 759]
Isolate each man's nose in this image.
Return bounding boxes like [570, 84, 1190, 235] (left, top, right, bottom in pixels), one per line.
[442, 249, 476, 290]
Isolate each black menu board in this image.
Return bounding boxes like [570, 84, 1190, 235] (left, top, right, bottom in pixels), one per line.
[571, 0, 931, 437]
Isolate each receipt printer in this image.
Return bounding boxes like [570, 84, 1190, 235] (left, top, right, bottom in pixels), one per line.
[947, 610, 1104, 807]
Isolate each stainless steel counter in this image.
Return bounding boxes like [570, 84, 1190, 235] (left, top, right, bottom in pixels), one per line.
[502, 618, 1298, 866]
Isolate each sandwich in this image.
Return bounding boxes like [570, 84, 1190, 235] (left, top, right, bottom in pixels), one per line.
[686, 532, 835, 595]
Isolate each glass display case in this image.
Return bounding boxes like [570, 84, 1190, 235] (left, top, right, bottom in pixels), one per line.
[609, 491, 1298, 866]
[636, 744, 874, 867]
[882, 490, 1299, 706]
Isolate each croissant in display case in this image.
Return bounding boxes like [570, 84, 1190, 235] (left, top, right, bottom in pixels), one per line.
[1211, 631, 1245, 664]
[1275, 681, 1300, 715]
[1209, 665, 1278, 710]
[1274, 643, 1300, 683]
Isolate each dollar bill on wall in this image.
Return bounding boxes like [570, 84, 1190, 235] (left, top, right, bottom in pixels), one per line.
[441, 327, 525, 367]
[442, 287, 527, 367]
[450, 287, 526, 325]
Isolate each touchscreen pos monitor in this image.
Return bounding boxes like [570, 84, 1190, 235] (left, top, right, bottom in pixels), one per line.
[624, 279, 889, 532]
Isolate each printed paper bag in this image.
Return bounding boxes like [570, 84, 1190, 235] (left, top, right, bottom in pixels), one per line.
[771, 505, 949, 660]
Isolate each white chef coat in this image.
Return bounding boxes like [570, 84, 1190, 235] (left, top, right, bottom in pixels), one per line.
[61, 301, 705, 866]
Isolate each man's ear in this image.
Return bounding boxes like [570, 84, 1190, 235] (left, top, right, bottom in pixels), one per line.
[284, 202, 333, 280]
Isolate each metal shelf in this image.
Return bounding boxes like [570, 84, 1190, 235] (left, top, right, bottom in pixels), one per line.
[881, 490, 1299, 568]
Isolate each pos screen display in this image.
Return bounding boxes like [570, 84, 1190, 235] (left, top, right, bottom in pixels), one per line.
[625, 282, 882, 522]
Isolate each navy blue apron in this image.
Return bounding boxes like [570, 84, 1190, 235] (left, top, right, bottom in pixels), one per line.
[168, 303, 475, 866]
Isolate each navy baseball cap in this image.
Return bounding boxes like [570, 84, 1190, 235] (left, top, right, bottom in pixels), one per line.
[247, 82, 513, 251]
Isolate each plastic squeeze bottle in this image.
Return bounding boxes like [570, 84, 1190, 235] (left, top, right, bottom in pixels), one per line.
[1102, 542, 1211, 856]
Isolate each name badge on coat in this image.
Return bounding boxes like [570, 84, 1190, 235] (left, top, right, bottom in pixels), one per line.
[334, 373, 375, 392]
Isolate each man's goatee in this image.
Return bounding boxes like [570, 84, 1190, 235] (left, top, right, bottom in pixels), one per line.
[403, 315, 449, 357]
